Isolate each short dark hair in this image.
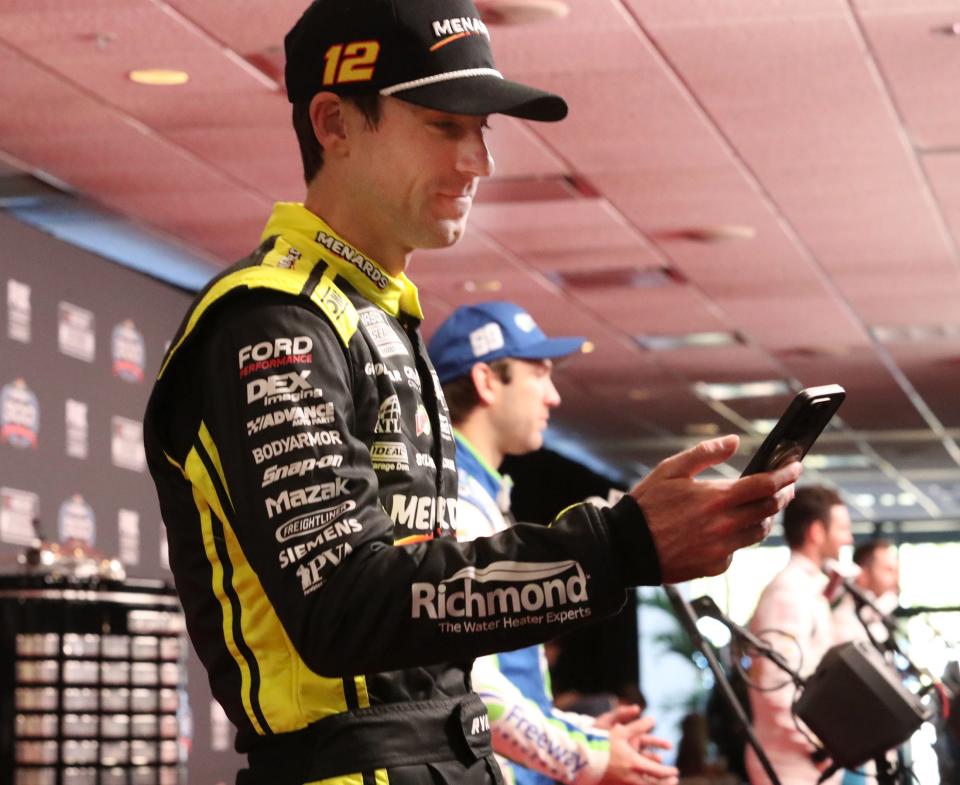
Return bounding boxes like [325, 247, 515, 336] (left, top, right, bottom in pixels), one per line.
[782, 486, 844, 550]
[853, 538, 893, 568]
[292, 94, 383, 184]
[443, 359, 513, 425]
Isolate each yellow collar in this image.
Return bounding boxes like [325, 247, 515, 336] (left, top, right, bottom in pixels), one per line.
[260, 202, 423, 320]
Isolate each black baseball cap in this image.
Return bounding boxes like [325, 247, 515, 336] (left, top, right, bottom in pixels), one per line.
[284, 0, 568, 122]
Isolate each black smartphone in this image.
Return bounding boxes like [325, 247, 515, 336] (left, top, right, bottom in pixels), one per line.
[740, 384, 846, 476]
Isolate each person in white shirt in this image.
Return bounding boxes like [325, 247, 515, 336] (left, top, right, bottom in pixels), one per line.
[745, 486, 852, 785]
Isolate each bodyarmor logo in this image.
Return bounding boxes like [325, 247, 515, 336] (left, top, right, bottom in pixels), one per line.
[1, 379, 39, 450]
[112, 319, 146, 383]
[374, 395, 401, 434]
[411, 560, 588, 620]
[252, 430, 343, 464]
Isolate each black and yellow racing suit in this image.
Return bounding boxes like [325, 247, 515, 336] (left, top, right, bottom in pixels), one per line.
[144, 203, 664, 785]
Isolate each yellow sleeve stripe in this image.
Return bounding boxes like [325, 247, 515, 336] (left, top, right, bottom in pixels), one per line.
[185, 446, 266, 736]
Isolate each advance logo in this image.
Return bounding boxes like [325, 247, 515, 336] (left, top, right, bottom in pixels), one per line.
[411, 560, 591, 632]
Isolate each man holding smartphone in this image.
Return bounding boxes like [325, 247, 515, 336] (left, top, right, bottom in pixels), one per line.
[144, 0, 802, 781]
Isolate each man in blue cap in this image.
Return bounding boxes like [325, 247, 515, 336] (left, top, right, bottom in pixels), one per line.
[429, 302, 678, 785]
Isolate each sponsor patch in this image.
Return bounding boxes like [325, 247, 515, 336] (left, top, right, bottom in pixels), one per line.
[261, 454, 343, 487]
[252, 430, 343, 464]
[404, 366, 421, 391]
[246, 402, 335, 436]
[296, 542, 353, 595]
[411, 560, 592, 633]
[274, 499, 357, 543]
[371, 441, 409, 472]
[266, 478, 349, 519]
[389, 494, 456, 532]
[278, 518, 362, 569]
[438, 413, 453, 441]
[316, 231, 389, 290]
[246, 370, 317, 405]
[374, 394, 401, 434]
[364, 362, 401, 383]
[415, 405, 431, 437]
[239, 336, 313, 378]
[361, 308, 409, 358]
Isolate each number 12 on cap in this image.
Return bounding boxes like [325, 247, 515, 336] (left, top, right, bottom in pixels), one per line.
[323, 41, 381, 85]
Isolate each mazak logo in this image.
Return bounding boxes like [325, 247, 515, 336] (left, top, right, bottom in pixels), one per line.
[430, 17, 490, 51]
[374, 394, 401, 434]
[1, 379, 39, 449]
[111, 320, 146, 383]
[265, 478, 349, 519]
[238, 336, 313, 378]
[411, 560, 588, 620]
[246, 402, 335, 436]
[246, 370, 318, 405]
[275, 499, 357, 542]
[316, 231, 389, 290]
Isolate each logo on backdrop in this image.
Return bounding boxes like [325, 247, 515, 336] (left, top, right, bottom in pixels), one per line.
[58, 494, 96, 546]
[58, 302, 96, 362]
[0, 487, 39, 546]
[1, 379, 39, 450]
[111, 416, 146, 472]
[6, 279, 31, 343]
[65, 399, 88, 460]
[112, 320, 146, 383]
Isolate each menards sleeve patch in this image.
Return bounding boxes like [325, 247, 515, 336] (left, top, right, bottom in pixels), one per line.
[309, 277, 359, 347]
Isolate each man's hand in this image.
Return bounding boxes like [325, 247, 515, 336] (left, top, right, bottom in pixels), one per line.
[630, 435, 801, 583]
[598, 715, 677, 785]
[594, 703, 643, 730]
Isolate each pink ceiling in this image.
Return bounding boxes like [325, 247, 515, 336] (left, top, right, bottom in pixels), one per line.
[1, 0, 959, 516]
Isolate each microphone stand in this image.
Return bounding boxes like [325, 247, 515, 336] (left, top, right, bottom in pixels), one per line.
[662, 585, 785, 785]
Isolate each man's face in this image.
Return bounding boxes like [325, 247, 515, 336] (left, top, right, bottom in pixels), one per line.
[342, 97, 493, 255]
[819, 503, 853, 561]
[489, 358, 561, 456]
[860, 546, 900, 598]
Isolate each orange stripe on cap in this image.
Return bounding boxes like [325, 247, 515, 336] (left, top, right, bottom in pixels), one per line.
[430, 32, 470, 51]
[394, 534, 433, 546]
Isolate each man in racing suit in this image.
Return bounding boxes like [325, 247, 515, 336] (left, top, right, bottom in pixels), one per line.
[428, 301, 678, 785]
[144, 0, 802, 783]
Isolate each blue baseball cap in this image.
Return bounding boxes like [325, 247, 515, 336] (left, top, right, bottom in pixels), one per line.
[428, 301, 586, 384]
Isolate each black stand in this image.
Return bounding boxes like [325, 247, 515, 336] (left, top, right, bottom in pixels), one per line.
[662, 585, 783, 785]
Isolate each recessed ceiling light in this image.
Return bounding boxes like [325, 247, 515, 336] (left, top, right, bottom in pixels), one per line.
[655, 225, 757, 243]
[871, 323, 960, 343]
[477, 0, 569, 25]
[803, 454, 872, 470]
[693, 380, 791, 401]
[932, 22, 960, 35]
[580, 341, 595, 354]
[463, 279, 502, 292]
[128, 69, 190, 86]
[685, 423, 720, 436]
[636, 331, 742, 351]
[628, 388, 652, 401]
[550, 266, 684, 291]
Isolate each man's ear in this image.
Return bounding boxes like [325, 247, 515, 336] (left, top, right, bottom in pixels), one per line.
[808, 520, 826, 547]
[470, 362, 501, 407]
[309, 92, 348, 157]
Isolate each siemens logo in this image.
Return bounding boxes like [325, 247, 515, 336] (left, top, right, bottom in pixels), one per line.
[411, 561, 588, 620]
